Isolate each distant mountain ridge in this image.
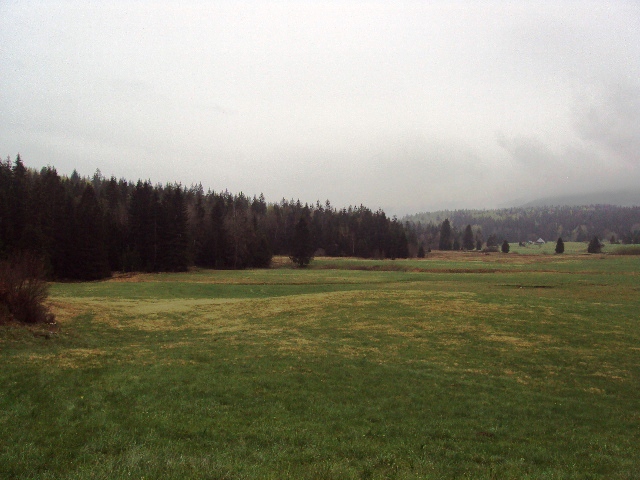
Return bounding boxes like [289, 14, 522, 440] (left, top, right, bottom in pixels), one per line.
[517, 189, 640, 208]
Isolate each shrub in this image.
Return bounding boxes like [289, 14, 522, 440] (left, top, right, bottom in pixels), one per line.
[501, 240, 510, 253]
[610, 245, 640, 255]
[0, 252, 55, 324]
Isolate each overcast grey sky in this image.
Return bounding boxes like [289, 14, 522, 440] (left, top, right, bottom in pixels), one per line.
[1, 1, 639, 214]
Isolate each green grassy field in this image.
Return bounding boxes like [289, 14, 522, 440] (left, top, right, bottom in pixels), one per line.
[507, 241, 628, 256]
[1, 252, 639, 479]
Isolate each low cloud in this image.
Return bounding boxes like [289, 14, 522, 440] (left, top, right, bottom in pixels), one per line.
[574, 83, 640, 165]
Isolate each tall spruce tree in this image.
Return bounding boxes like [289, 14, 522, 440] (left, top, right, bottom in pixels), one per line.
[251, 235, 273, 268]
[158, 185, 189, 272]
[190, 188, 207, 266]
[9, 155, 28, 251]
[208, 194, 230, 268]
[225, 193, 254, 269]
[74, 184, 111, 280]
[33, 167, 68, 276]
[290, 216, 314, 267]
[462, 224, 475, 250]
[555, 237, 565, 254]
[439, 219, 452, 250]
[128, 181, 160, 272]
[0, 157, 13, 255]
[102, 176, 127, 272]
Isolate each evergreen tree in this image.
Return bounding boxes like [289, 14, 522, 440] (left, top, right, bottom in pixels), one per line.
[157, 185, 190, 271]
[290, 216, 314, 267]
[128, 181, 159, 271]
[51, 193, 77, 279]
[190, 187, 207, 266]
[225, 194, 253, 269]
[73, 184, 111, 280]
[251, 235, 273, 268]
[9, 155, 28, 250]
[0, 157, 13, 256]
[555, 237, 565, 254]
[587, 236, 602, 254]
[439, 219, 452, 250]
[388, 217, 409, 259]
[103, 176, 127, 271]
[417, 244, 425, 258]
[462, 224, 475, 250]
[501, 240, 510, 253]
[207, 194, 231, 268]
[33, 167, 69, 276]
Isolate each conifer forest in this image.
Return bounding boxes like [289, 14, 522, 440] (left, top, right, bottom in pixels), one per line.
[2, 155, 640, 280]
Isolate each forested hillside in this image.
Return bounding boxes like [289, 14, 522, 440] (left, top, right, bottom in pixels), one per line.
[404, 205, 640, 249]
[0, 156, 408, 279]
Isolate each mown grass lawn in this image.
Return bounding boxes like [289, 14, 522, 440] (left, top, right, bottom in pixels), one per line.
[1, 253, 639, 479]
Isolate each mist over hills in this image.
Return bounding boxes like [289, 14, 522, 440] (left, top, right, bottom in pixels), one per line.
[406, 189, 640, 225]
[515, 189, 640, 209]
[403, 189, 640, 246]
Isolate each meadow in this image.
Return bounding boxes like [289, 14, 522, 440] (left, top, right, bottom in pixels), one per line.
[1, 247, 639, 479]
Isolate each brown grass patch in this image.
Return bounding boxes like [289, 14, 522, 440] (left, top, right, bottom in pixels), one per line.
[585, 387, 605, 394]
[42, 287, 558, 365]
[108, 272, 152, 282]
[47, 300, 87, 323]
[160, 341, 192, 349]
[27, 348, 107, 369]
[484, 334, 534, 348]
[424, 251, 586, 265]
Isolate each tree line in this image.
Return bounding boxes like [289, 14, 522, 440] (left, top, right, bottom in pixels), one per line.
[404, 205, 640, 250]
[0, 155, 408, 280]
